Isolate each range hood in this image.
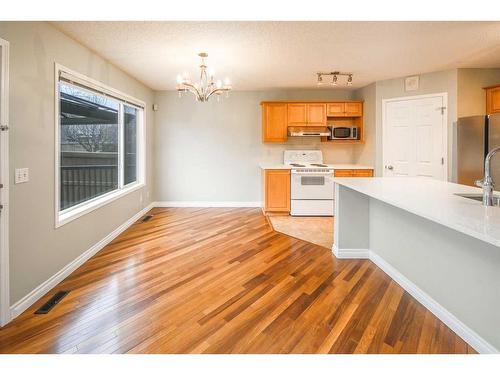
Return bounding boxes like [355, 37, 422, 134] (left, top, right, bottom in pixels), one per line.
[288, 126, 331, 137]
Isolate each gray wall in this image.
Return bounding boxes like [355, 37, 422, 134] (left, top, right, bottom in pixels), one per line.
[353, 83, 376, 169]
[154, 89, 361, 202]
[370, 198, 500, 350]
[457, 68, 500, 117]
[0, 22, 155, 304]
[354, 69, 458, 180]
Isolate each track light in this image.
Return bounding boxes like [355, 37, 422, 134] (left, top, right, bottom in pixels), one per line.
[317, 73, 324, 85]
[315, 71, 353, 87]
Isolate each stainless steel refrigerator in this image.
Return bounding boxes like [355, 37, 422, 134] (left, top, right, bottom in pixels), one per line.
[457, 114, 500, 187]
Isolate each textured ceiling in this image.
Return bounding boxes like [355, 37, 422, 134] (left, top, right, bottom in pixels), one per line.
[52, 21, 500, 91]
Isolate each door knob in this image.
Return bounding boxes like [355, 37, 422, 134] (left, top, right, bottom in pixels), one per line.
[386, 165, 394, 170]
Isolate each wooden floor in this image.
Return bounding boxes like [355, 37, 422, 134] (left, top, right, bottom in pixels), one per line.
[0, 208, 475, 354]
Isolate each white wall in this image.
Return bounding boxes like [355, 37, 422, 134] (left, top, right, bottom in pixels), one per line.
[154, 90, 361, 203]
[0, 22, 155, 304]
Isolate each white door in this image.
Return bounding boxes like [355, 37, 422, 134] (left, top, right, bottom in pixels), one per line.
[383, 94, 447, 180]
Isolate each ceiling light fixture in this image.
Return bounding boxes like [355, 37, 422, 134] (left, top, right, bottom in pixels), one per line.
[316, 71, 354, 87]
[316, 73, 324, 86]
[176, 52, 232, 102]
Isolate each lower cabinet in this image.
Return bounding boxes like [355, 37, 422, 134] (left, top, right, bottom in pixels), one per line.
[334, 169, 374, 177]
[262, 169, 290, 214]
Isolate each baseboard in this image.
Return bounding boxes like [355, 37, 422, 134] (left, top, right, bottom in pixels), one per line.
[155, 201, 261, 208]
[9, 202, 155, 322]
[369, 250, 498, 354]
[332, 244, 370, 259]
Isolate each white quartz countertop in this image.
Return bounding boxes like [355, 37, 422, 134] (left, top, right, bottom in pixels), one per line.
[260, 163, 374, 170]
[333, 177, 500, 248]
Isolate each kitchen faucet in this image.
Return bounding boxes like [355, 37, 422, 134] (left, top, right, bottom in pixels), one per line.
[475, 146, 500, 206]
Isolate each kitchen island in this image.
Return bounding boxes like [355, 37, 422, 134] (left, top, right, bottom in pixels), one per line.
[333, 177, 500, 354]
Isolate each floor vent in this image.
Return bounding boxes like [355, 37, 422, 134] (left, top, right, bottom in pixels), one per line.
[141, 215, 153, 222]
[35, 291, 69, 315]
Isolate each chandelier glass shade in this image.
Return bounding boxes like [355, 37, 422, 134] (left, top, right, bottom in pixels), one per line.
[176, 53, 232, 102]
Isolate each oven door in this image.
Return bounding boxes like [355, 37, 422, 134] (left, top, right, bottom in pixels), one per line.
[291, 171, 334, 200]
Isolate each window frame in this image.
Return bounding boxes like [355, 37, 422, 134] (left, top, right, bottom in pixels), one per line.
[54, 63, 146, 228]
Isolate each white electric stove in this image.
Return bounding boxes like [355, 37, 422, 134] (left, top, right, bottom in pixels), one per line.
[284, 150, 335, 216]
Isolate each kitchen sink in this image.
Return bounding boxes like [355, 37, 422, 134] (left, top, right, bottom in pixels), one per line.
[454, 193, 500, 206]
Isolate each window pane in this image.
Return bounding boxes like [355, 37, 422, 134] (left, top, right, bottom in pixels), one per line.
[59, 82, 119, 211]
[124, 105, 137, 185]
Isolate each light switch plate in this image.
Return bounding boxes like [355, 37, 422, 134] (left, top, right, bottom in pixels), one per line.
[15, 168, 29, 184]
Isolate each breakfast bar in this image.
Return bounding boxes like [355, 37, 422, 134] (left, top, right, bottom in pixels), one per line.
[333, 177, 500, 353]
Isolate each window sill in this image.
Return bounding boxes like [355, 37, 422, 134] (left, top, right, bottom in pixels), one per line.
[56, 182, 145, 228]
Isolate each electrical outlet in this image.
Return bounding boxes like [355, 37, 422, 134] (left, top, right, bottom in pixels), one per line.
[15, 168, 29, 184]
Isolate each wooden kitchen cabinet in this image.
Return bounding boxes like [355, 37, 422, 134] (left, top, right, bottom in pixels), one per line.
[326, 102, 345, 116]
[353, 169, 374, 177]
[334, 169, 374, 177]
[307, 103, 327, 126]
[262, 103, 288, 143]
[344, 102, 363, 117]
[261, 100, 364, 144]
[485, 84, 500, 115]
[287, 103, 326, 127]
[287, 103, 308, 126]
[327, 102, 362, 117]
[262, 169, 290, 214]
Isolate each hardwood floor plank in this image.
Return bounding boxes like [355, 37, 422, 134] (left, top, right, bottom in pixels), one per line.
[0, 208, 476, 354]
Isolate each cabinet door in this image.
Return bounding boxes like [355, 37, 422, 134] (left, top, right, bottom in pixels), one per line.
[345, 102, 363, 117]
[262, 103, 287, 143]
[353, 169, 374, 177]
[327, 103, 345, 117]
[307, 104, 326, 126]
[265, 170, 290, 212]
[287, 104, 308, 126]
[487, 87, 500, 114]
[334, 169, 354, 177]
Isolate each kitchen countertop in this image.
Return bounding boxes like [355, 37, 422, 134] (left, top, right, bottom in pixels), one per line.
[333, 177, 500, 248]
[259, 163, 374, 170]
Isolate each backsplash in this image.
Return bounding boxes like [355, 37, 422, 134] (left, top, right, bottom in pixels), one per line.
[259, 137, 356, 164]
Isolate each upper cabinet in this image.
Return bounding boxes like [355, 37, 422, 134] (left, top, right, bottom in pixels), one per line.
[485, 84, 500, 115]
[287, 103, 326, 126]
[344, 102, 363, 117]
[287, 103, 308, 126]
[326, 102, 345, 116]
[327, 102, 362, 117]
[261, 100, 364, 143]
[307, 104, 327, 126]
[262, 103, 288, 143]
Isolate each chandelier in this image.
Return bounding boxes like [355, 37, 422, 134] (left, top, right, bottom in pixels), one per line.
[317, 71, 353, 86]
[176, 53, 232, 102]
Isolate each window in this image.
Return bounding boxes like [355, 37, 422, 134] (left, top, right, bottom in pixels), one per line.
[56, 65, 145, 226]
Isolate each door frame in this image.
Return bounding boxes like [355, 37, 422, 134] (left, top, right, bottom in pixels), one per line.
[0, 37, 10, 326]
[382, 92, 448, 181]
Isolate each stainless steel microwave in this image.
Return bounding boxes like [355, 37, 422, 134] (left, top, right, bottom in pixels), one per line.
[328, 126, 358, 140]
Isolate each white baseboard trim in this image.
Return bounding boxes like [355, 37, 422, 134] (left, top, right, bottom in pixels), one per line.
[332, 244, 370, 259]
[332, 247, 497, 354]
[369, 251, 498, 354]
[155, 201, 261, 208]
[9, 202, 155, 322]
